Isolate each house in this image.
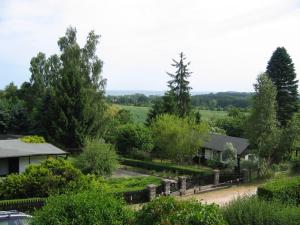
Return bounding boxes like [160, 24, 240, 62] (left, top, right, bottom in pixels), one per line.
[198, 133, 250, 163]
[0, 135, 67, 176]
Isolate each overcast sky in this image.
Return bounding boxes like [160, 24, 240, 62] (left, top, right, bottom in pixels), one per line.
[0, 0, 300, 92]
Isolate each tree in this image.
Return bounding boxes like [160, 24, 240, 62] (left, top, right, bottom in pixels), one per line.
[247, 73, 280, 163]
[41, 27, 107, 148]
[115, 123, 153, 154]
[222, 142, 237, 170]
[76, 139, 119, 177]
[151, 114, 208, 163]
[266, 47, 298, 126]
[167, 52, 192, 117]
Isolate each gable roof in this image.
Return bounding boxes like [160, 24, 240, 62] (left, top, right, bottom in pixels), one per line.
[0, 138, 66, 159]
[203, 133, 249, 155]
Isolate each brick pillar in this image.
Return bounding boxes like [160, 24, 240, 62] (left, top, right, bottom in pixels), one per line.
[147, 184, 157, 201]
[241, 169, 249, 183]
[179, 176, 186, 195]
[213, 169, 220, 185]
[163, 179, 171, 195]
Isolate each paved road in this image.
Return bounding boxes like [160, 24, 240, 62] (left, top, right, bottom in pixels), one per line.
[179, 185, 257, 206]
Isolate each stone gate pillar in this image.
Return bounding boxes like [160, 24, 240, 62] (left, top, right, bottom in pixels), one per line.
[213, 169, 220, 185]
[147, 184, 157, 201]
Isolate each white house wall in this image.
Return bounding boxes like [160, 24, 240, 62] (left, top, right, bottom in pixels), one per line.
[19, 155, 48, 173]
[0, 159, 8, 175]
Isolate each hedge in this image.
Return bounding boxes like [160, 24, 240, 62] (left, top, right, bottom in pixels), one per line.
[257, 176, 300, 205]
[0, 198, 45, 212]
[120, 158, 213, 177]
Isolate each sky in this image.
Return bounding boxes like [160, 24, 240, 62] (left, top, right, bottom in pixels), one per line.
[0, 0, 300, 92]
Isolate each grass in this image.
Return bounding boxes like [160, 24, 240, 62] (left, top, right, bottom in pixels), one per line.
[106, 176, 161, 193]
[117, 104, 228, 123]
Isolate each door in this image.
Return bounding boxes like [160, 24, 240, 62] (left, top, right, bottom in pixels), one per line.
[8, 157, 19, 174]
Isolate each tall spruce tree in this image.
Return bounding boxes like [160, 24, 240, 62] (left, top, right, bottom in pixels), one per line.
[266, 47, 298, 126]
[167, 52, 192, 117]
[41, 27, 106, 148]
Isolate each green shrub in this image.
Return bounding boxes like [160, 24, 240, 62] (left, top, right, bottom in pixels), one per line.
[0, 158, 89, 199]
[120, 158, 213, 177]
[291, 156, 300, 173]
[106, 176, 161, 193]
[257, 176, 300, 205]
[128, 149, 152, 161]
[20, 135, 46, 143]
[222, 196, 300, 225]
[76, 139, 119, 176]
[30, 191, 133, 225]
[116, 123, 153, 154]
[134, 196, 226, 225]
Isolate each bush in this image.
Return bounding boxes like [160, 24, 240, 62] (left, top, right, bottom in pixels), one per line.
[76, 139, 119, 176]
[20, 135, 46, 143]
[222, 196, 300, 225]
[116, 123, 153, 154]
[30, 191, 133, 225]
[0, 158, 88, 199]
[291, 156, 300, 173]
[134, 196, 226, 225]
[257, 176, 300, 205]
[128, 149, 152, 161]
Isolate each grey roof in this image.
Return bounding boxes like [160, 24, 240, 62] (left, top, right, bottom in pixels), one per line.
[203, 133, 249, 155]
[0, 139, 66, 159]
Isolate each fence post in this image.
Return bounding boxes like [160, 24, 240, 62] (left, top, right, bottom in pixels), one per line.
[147, 184, 157, 201]
[241, 169, 249, 183]
[213, 169, 220, 185]
[179, 176, 186, 195]
[163, 179, 171, 195]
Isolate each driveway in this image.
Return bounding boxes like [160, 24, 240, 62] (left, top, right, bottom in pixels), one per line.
[179, 185, 257, 206]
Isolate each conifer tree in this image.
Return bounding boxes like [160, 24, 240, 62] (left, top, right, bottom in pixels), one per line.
[167, 52, 192, 117]
[266, 47, 298, 126]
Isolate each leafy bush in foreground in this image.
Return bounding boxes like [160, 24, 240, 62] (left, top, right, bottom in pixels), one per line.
[222, 196, 300, 225]
[134, 196, 226, 225]
[0, 158, 88, 199]
[257, 176, 300, 205]
[30, 191, 133, 225]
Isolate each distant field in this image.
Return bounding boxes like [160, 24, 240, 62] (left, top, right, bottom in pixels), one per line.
[117, 105, 227, 123]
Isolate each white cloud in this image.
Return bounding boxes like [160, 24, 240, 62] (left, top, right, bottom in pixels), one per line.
[0, 0, 300, 91]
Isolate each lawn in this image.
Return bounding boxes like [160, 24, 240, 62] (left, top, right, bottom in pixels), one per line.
[117, 104, 228, 123]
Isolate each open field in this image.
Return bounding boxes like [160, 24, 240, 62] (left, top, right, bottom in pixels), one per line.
[117, 105, 228, 123]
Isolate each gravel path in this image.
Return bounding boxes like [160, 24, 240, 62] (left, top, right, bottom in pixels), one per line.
[179, 185, 257, 206]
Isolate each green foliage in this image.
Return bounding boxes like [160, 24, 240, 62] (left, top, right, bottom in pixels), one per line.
[116, 123, 153, 154]
[257, 176, 300, 205]
[0, 158, 88, 199]
[291, 155, 300, 173]
[106, 176, 161, 193]
[135, 196, 226, 225]
[216, 107, 247, 137]
[120, 158, 213, 177]
[266, 47, 298, 126]
[20, 135, 46, 143]
[38, 27, 107, 148]
[151, 114, 209, 163]
[128, 149, 152, 161]
[222, 196, 300, 225]
[247, 73, 280, 163]
[30, 191, 133, 225]
[76, 139, 119, 177]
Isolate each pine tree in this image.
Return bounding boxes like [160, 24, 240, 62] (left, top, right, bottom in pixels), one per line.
[266, 47, 298, 126]
[167, 52, 192, 117]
